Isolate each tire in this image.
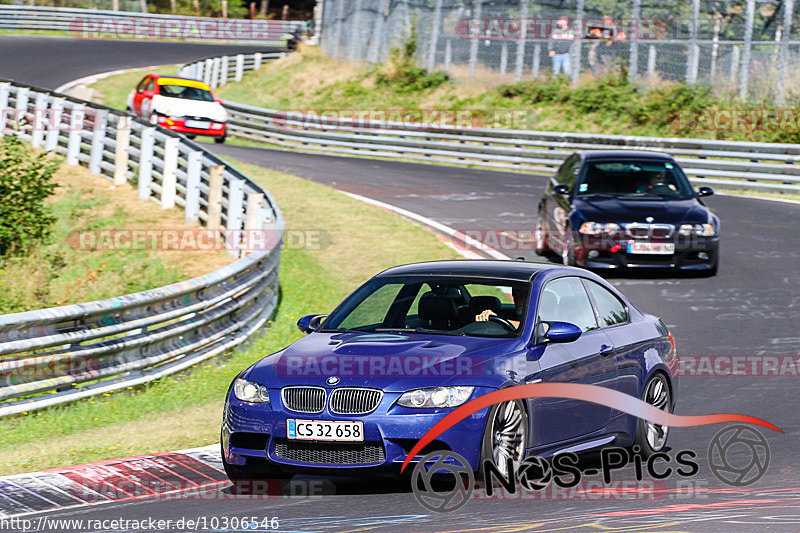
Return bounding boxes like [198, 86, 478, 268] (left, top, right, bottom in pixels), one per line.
[534, 214, 550, 255]
[214, 135, 226, 144]
[220, 440, 286, 491]
[633, 373, 671, 458]
[185, 134, 196, 140]
[561, 226, 577, 266]
[149, 113, 159, 125]
[478, 399, 528, 479]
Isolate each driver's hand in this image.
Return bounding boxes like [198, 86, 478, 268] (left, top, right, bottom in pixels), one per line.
[475, 309, 497, 322]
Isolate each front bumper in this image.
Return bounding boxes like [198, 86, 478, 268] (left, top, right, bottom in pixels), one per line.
[222, 387, 491, 473]
[158, 117, 226, 137]
[574, 236, 719, 271]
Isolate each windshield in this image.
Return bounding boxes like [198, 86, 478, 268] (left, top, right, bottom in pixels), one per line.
[159, 84, 214, 102]
[322, 276, 531, 338]
[577, 160, 694, 198]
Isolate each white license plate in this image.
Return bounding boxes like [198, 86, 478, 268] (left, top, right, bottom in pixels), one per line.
[184, 120, 210, 129]
[627, 242, 675, 255]
[287, 419, 364, 442]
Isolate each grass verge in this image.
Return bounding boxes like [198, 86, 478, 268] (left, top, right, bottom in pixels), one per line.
[0, 159, 458, 475]
[0, 156, 232, 314]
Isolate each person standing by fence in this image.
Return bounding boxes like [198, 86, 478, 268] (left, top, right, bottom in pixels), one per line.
[548, 17, 575, 78]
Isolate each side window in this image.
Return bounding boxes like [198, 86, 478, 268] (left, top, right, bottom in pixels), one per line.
[136, 77, 148, 93]
[584, 280, 629, 327]
[144, 78, 154, 92]
[556, 156, 580, 189]
[537, 277, 598, 332]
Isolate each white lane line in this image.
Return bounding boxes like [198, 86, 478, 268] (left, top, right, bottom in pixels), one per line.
[339, 191, 511, 261]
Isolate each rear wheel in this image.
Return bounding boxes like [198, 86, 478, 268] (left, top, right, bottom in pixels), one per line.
[633, 373, 671, 457]
[478, 399, 528, 479]
[214, 135, 226, 144]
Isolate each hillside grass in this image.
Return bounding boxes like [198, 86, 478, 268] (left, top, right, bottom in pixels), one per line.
[0, 157, 232, 315]
[0, 158, 458, 475]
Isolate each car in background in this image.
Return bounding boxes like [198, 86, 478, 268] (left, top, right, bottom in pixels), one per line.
[221, 260, 678, 482]
[127, 74, 227, 143]
[535, 151, 720, 275]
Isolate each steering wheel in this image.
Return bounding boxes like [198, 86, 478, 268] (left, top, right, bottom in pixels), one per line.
[488, 315, 517, 331]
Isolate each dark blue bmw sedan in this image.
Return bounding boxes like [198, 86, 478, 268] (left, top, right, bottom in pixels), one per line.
[221, 260, 678, 482]
[535, 151, 720, 275]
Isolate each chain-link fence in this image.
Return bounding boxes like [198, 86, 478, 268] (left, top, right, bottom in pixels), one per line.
[319, 0, 800, 103]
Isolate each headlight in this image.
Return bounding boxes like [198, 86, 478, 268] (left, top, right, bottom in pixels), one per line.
[679, 223, 716, 237]
[398, 386, 474, 408]
[578, 222, 620, 236]
[233, 378, 270, 403]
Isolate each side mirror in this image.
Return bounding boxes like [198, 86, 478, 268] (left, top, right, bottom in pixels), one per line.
[697, 186, 714, 197]
[544, 321, 582, 343]
[214, 98, 223, 104]
[553, 184, 571, 196]
[297, 314, 327, 334]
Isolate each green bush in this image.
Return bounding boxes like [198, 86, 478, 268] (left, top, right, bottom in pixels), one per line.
[375, 35, 450, 94]
[0, 135, 59, 256]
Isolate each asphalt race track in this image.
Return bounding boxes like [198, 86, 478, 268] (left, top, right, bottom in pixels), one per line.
[3, 35, 800, 533]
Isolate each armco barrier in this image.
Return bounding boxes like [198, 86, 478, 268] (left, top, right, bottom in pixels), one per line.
[0, 5, 301, 43]
[0, 77, 284, 418]
[180, 52, 800, 195]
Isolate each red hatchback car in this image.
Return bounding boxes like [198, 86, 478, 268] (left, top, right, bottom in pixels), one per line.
[127, 74, 228, 143]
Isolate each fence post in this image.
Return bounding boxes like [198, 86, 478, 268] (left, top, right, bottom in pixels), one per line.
[332, 0, 345, 58]
[500, 42, 509, 76]
[514, 0, 530, 82]
[66, 106, 84, 165]
[730, 45, 741, 83]
[468, 0, 483, 79]
[45, 97, 64, 152]
[254, 52, 262, 70]
[31, 92, 47, 148]
[184, 151, 203, 225]
[686, 0, 700, 84]
[160, 137, 179, 209]
[0, 83, 9, 136]
[88, 109, 108, 175]
[570, 0, 584, 86]
[219, 56, 229, 87]
[203, 58, 213, 86]
[210, 57, 221, 88]
[628, 0, 641, 83]
[245, 192, 263, 254]
[140, 0, 147, 13]
[194, 61, 203, 81]
[427, 0, 443, 71]
[532, 43, 541, 77]
[14, 87, 29, 129]
[138, 127, 155, 199]
[775, 0, 795, 105]
[235, 54, 245, 82]
[207, 165, 224, 229]
[444, 39, 452, 74]
[647, 45, 657, 81]
[739, 0, 755, 99]
[113, 116, 131, 185]
[226, 178, 245, 258]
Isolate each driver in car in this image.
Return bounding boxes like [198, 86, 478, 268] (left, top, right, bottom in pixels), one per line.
[636, 170, 677, 195]
[474, 286, 526, 329]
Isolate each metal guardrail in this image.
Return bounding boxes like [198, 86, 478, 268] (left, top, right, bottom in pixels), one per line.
[0, 77, 284, 418]
[181, 52, 800, 195]
[0, 5, 302, 44]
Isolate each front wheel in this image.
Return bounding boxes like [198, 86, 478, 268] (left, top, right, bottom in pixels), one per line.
[534, 214, 550, 255]
[633, 373, 671, 457]
[478, 399, 528, 479]
[561, 227, 577, 266]
[214, 135, 226, 144]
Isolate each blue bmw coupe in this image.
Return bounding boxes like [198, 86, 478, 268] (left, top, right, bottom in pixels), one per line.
[221, 260, 678, 482]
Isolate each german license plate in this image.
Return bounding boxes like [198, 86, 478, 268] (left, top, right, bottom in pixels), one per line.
[287, 419, 364, 442]
[185, 120, 210, 129]
[627, 242, 675, 255]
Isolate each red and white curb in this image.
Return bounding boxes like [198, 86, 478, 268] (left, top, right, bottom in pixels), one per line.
[0, 445, 225, 518]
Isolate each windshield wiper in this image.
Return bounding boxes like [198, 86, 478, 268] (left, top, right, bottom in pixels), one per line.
[318, 328, 364, 334]
[374, 327, 465, 336]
